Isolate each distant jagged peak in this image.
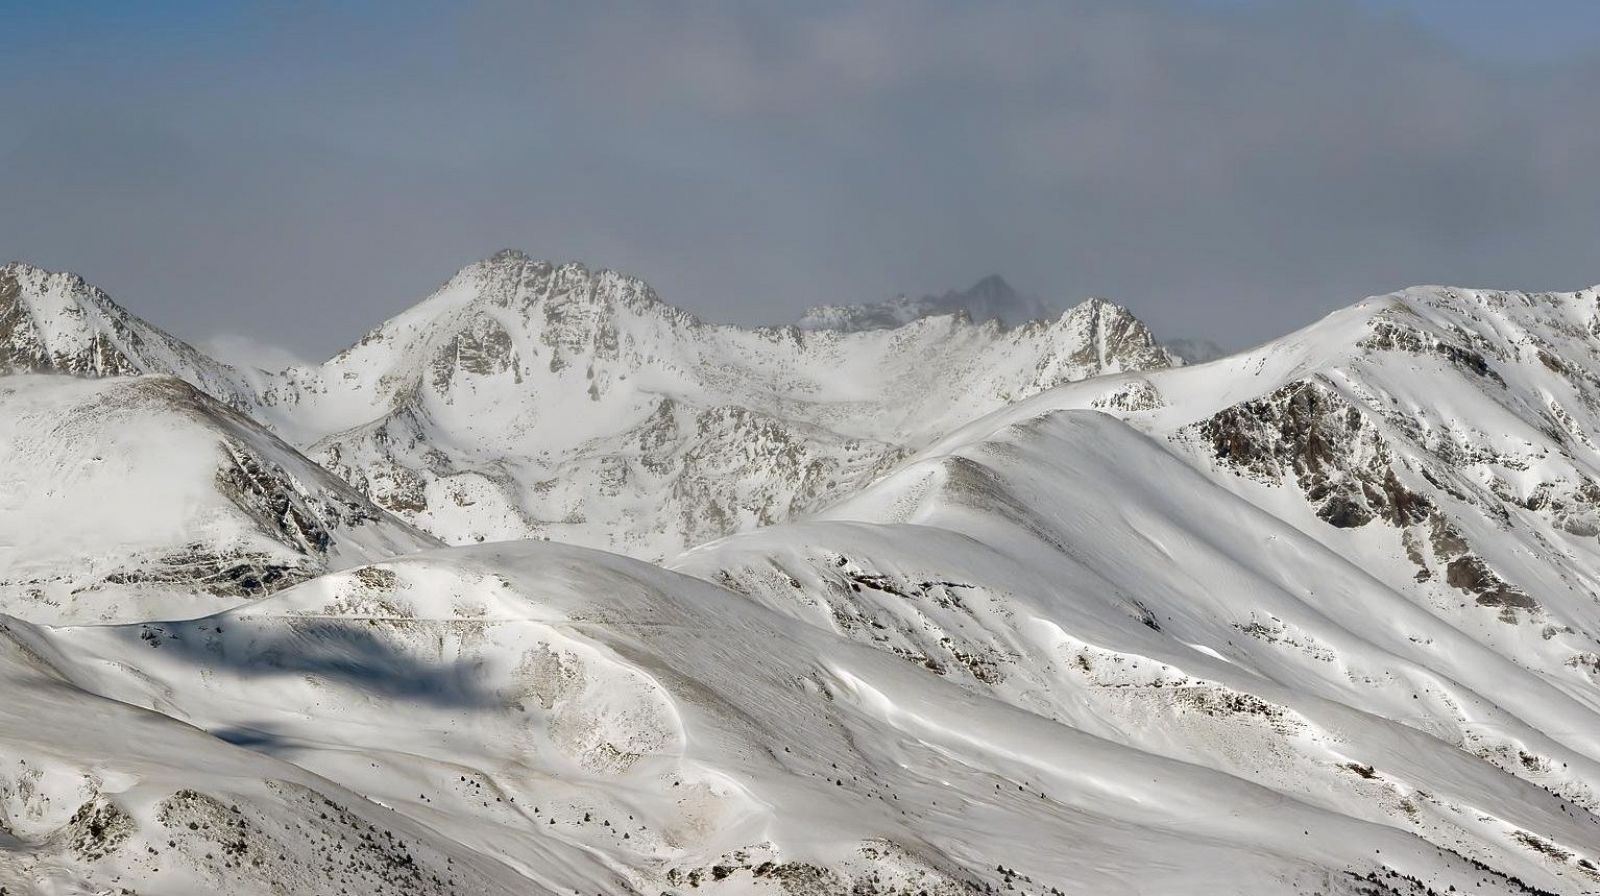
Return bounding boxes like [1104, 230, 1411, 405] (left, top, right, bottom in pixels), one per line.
[796, 273, 1058, 332]
[449, 250, 679, 316]
[963, 272, 1019, 298]
[2, 259, 120, 321]
[330, 252, 700, 364]
[933, 273, 1053, 326]
[427, 258, 1171, 368]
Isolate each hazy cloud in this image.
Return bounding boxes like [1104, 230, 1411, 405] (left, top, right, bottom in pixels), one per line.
[198, 333, 310, 373]
[3, 1, 1599, 357]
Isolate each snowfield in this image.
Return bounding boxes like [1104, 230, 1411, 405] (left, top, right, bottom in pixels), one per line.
[1, 257, 1598, 894]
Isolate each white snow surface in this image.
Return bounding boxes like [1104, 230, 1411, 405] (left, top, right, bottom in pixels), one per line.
[2, 260, 1600, 894]
[0, 374, 437, 623]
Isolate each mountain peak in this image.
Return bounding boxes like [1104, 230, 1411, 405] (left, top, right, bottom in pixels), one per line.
[0, 260, 153, 378]
[796, 274, 1060, 332]
[442, 253, 672, 317]
[957, 273, 1018, 301]
[486, 248, 530, 264]
[0, 260, 254, 405]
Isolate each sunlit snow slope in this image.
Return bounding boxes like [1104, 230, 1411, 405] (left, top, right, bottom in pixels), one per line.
[0, 375, 437, 622]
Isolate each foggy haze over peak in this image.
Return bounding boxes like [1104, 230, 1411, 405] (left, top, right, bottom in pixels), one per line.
[4, 0, 1600, 358]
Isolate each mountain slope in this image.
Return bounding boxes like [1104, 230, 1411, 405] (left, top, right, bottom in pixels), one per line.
[0, 262, 255, 406]
[669, 284, 1600, 894]
[25, 540, 1566, 896]
[0, 615, 533, 895]
[950, 284, 1600, 678]
[0, 374, 438, 623]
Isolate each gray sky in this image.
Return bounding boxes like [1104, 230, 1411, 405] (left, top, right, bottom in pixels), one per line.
[5, 1, 1600, 360]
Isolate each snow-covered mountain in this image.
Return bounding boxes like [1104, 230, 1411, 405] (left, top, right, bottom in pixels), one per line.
[5, 256, 1600, 895]
[0, 374, 437, 622]
[675, 283, 1600, 892]
[0, 262, 258, 406]
[795, 274, 1057, 331]
[3, 255, 1174, 559]
[21, 537, 1577, 896]
[274, 255, 1170, 557]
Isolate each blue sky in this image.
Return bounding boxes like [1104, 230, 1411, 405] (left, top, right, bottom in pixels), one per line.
[5, 1, 1600, 357]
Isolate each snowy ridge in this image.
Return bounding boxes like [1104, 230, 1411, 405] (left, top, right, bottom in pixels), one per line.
[3, 259, 1600, 894]
[1, 255, 1173, 558]
[0, 262, 256, 407]
[0, 374, 438, 622]
[674, 283, 1600, 892]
